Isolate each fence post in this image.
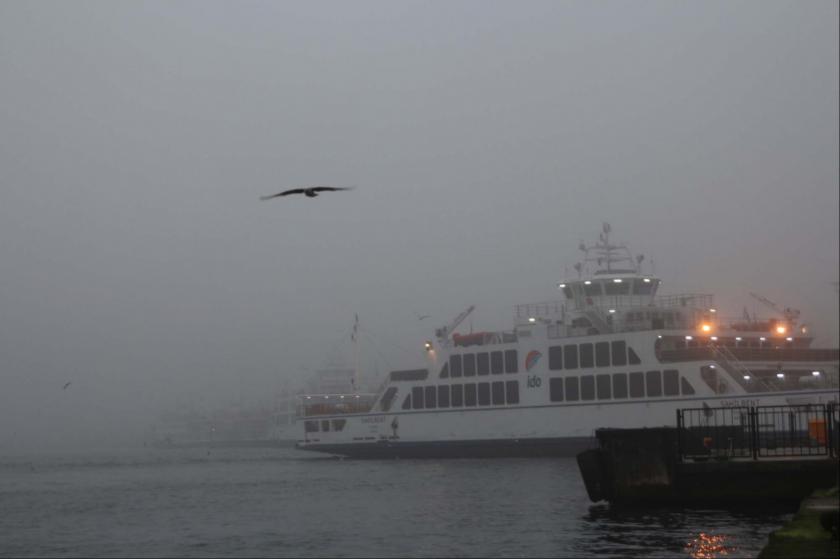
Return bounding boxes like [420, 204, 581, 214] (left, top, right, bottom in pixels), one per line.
[676, 409, 683, 462]
[749, 407, 758, 460]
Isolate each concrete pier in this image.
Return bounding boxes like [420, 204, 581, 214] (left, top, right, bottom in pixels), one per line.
[577, 426, 838, 504]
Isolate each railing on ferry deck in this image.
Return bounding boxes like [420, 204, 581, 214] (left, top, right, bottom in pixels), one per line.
[296, 393, 377, 418]
[659, 347, 840, 363]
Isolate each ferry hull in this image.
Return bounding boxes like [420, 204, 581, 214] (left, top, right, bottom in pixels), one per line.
[295, 436, 596, 459]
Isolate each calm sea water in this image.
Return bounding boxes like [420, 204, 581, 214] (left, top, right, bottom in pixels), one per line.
[1, 446, 793, 558]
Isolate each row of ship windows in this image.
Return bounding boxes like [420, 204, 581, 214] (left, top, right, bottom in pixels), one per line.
[549, 370, 695, 401]
[548, 340, 641, 370]
[304, 419, 347, 433]
[403, 381, 520, 410]
[441, 350, 518, 377]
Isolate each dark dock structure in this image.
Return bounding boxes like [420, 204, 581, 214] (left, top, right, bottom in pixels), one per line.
[577, 403, 839, 505]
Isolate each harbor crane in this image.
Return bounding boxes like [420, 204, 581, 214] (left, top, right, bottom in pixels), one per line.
[749, 292, 801, 325]
[435, 305, 475, 342]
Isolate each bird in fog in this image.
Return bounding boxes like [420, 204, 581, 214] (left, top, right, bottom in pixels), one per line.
[259, 186, 354, 200]
[63, 382, 72, 390]
[415, 312, 430, 321]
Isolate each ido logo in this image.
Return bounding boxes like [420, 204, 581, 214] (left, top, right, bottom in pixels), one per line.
[527, 375, 542, 389]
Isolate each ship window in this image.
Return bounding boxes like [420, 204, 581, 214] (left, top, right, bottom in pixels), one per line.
[562, 285, 574, 299]
[564, 345, 578, 369]
[663, 369, 679, 396]
[549, 377, 564, 401]
[477, 352, 490, 375]
[451, 384, 464, 406]
[478, 382, 491, 406]
[380, 387, 398, 411]
[465, 383, 477, 406]
[611, 341, 627, 367]
[492, 381, 505, 405]
[581, 376, 595, 400]
[504, 350, 518, 373]
[613, 373, 628, 398]
[305, 420, 319, 433]
[596, 374, 611, 399]
[584, 282, 602, 297]
[629, 372, 645, 398]
[548, 345, 563, 370]
[680, 377, 696, 395]
[332, 419, 346, 432]
[438, 385, 450, 408]
[579, 343, 594, 368]
[321, 420, 330, 432]
[439, 362, 449, 378]
[401, 394, 412, 410]
[605, 280, 630, 295]
[506, 381, 519, 404]
[463, 354, 476, 377]
[491, 351, 504, 375]
[595, 342, 610, 367]
[450, 355, 462, 378]
[646, 371, 662, 397]
[412, 386, 424, 409]
[425, 386, 437, 408]
[565, 377, 580, 401]
[628, 347, 641, 365]
[633, 278, 654, 295]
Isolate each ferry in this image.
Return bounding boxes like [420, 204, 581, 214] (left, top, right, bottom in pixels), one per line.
[294, 224, 839, 458]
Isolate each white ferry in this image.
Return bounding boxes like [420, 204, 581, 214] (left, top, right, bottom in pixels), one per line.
[294, 224, 839, 458]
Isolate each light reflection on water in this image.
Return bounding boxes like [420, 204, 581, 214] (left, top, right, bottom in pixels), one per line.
[685, 533, 731, 558]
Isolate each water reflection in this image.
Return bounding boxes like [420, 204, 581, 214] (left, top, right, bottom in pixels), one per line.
[579, 504, 791, 558]
[685, 533, 732, 558]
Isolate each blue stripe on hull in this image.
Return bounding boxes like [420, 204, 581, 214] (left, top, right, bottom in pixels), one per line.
[296, 437, 598, 459]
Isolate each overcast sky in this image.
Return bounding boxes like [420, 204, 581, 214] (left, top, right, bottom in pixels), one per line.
[1, 0, 837, 449]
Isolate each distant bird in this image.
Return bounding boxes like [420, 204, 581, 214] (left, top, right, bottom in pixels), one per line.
[259, 186, 354, 200]
[62, 382, 72, 390]
[414, 312, 430, 321]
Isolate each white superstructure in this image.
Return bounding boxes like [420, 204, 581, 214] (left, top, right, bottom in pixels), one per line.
[295, 224, 839, 458]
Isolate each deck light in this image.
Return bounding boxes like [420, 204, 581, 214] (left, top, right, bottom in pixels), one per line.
[759, 337, 766, 342]
[776, 372, 785, 379]
[558, 283, 566, 289]
[812, 371, 821, 376]
[710, 336, 718, 341]
[685, 336, 693, 341]
[584, 280, 592, 285]
[700, 323, 712, 333]
[785, 337, 793, 342]
[424, 341, 433, 351]
[801, 326, 808, 334]
[613, 278, 623, 283]
[643, 278, 651, 283]
[743, 375, 751, 380]
[528, 317, 536, 323]
[709, 308, 717, 313]
[775, 325, 787, 335]
[735, 337, 742, 341]
[608, 309, 616, 314]
[657, 335, 662, 339]
[709, 364, 716, 369]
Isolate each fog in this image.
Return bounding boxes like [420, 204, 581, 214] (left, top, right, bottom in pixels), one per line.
[1, 0, 837, 450]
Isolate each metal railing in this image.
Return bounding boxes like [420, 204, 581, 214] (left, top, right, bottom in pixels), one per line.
[677, 403, 837, 461]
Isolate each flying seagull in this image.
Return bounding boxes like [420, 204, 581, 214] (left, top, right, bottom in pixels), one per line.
[63, 382, 72, 390]
[259, 186, 354, 200]
[414, 312, 430, 321]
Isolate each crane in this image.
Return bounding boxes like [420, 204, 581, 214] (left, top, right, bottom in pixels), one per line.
[748, 292, 801, 325]
[435, 305, 475, 342]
